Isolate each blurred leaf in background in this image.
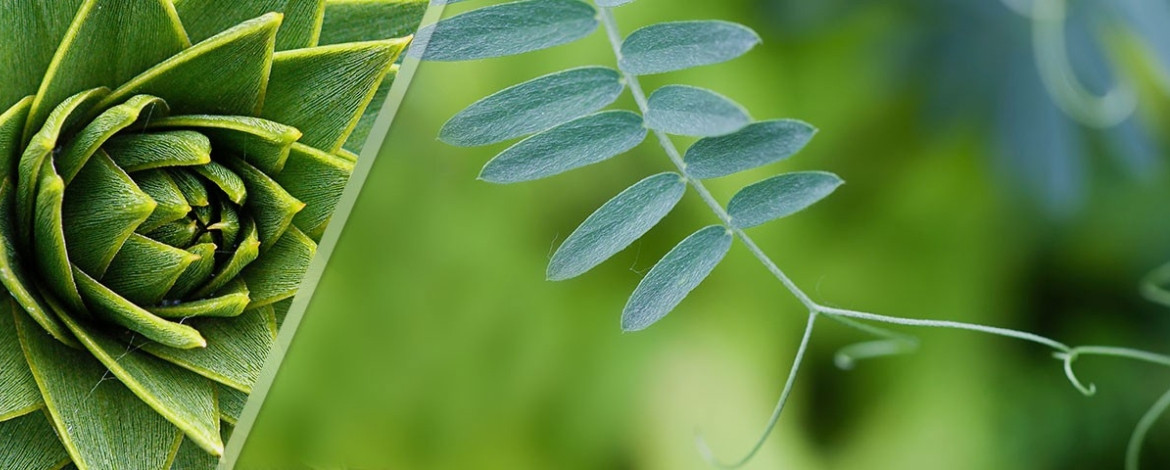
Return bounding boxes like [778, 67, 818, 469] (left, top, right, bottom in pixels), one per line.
[239, 0, 1170, 469]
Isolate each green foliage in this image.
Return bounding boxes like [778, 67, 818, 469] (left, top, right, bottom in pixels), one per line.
[0, 0, 424, 468]
[421, 0, 1170, 468]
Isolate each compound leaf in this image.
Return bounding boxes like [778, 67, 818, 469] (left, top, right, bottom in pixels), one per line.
[441, 67, 625, 147]
[548, 172, 686, 281]
[619, 21, 760, 75]
[728, 171, 843, 228]
[645, 85, 749, 137]
[416, 0, 598, 61]
[683, 119, 816, 179]
[480, 111, 647, 184]
[622, 225, 732, 331]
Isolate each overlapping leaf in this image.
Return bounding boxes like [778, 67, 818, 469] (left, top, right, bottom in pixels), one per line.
[415, 0, 598, 61]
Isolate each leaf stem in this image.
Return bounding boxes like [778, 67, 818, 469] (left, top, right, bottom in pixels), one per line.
[1127, 387, 1170, 470]
[697, 310, 818, 468]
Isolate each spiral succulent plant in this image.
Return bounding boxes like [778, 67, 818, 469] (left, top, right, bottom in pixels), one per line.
[0, 1, 423, 468]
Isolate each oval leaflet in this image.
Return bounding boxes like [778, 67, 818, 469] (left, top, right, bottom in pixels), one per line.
[480, 110, 648, 184]
[549, 172, 687, 281]
[622, 225, 732, 331]
[441, 67, 625, 147]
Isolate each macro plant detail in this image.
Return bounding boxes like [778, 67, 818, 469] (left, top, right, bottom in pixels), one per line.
[419, 0, 1170, 468]
[0, 1, 423, 468]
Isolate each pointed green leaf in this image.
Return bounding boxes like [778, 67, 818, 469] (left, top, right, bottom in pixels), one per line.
[15, 310, 182, 470]
[102, 234, 200, 305]
[271, 298, 293, 329]
[97, 13, 282, 116]
[0, 97, 34, 183]
[168, 243, 218, 299]
[58, 95, 169, 184]
[619, 21, 760, 76]
[0, 0, 84, 110]
[645, 85, 750, 137]
[25, 0, 188, 134]
[63, 151, 156, 278]
[103, 130, 212, 172]
[728, 172, 843, 229]
[622, 225, 732, 331]
[0, 411, 70, 470]
[172, 421, 234, 470]
[263, 39, 408, 152]
[143, 305, 276, 393]
[148, 114, 301, 175]
[480, 111, 647, 184]
[218, 386, 249, 425]
[225, 157, 305, 250]
[548, 172, 686, 281]
[415, 0, 598, 61]
[193, 222, 260, 298]
[57, 313, 223, 457]
[18, 87, 108, 244]
[441, 67, 625, 147]
[193, 162, 247, 205]
[0, 299, 41, 421]
[683, 120, 817, 179]
[167, 169, 211, 207]
[151, 281, 251, 320]
[33, 160, 87, 313]
[343, 65, 398, 154]
[275, 143, 355, 242]
[319, 0, 427, 44]
[72, 268, 206, 349]
[174, 0, 325, 50]
[0, 181, 72, 345]
[240, 226, 316, 308]
[210, 201, 242, 247]
[133, 170, 192, 233]
[142, 218, 200, 248]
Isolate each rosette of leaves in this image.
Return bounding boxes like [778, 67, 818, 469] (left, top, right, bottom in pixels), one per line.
[0, 1, 423, 468]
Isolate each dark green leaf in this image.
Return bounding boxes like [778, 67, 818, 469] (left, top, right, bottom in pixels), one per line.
[25, 0, 188, 135]
[224, 157, 304, 250]
[63, 151, 156, 278]
[441, 67, 625, 147]
[147, 114, 301, 175]
[173, 0, 325, 50]
[143, 305, 277, 393]
[645, 85, 749, 137]
[57, 313, 223, 457]
[548, 172, 686, 281]
[0, 0, 83, 110]
[101, 234, 200, 305]
[480, 111, 647, 184]
[319, 0, 428, 44]
[619, 21, 760, 75]
[262, 38, 408, 152]
[15, 310, 182, 469]
[728, 172, 843, 229]
[683, 119, 816, 179]
[0, 411, 70, 470]
[57, 95, 169, 184]
[72, 268, 207, 350]
[240, 226, 316, 308]
[0, 299, 41, 421]
[97, 13, 282, 116]
[415, 0, 598, 61]
[275, 143, 355, 241]
[622, 225, 732, 331]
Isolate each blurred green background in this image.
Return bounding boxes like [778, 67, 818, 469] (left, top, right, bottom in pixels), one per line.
[238, 0, 1170, 468]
